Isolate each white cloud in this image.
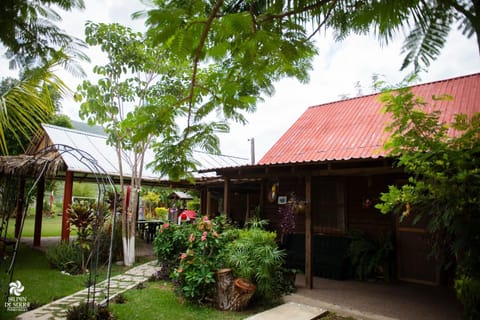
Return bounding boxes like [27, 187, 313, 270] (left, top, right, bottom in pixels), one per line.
[1, 0, 479, 162]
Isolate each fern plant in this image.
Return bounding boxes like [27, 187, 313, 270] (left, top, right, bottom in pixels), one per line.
[348, 231, 394, 281]
[223, 220, 289, 304]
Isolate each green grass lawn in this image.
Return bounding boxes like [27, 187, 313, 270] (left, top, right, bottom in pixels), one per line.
[6, 216, 77, 238]
[109, 282, 356, 320]
[109, 281, 257, 320]
[0, 244, 128, 320]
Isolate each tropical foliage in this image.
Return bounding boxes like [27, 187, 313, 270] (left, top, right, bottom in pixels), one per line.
[0, 56, 71, 155]
[75, 21, 180, 265]
[376, 83, 480, 318]
[0, 0, 87, 69]
[154, 216, 293, 307]
[223, 220, 291, 303]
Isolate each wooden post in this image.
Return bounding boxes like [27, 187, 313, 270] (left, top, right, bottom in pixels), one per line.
[33, 174, 45, 247]
[61, 170, 73, 242]
[206, 190, 212, 215]
[14, 177, 26, 238]
[244, 193, 250, 222]
[223, 178, 229, 216]
[305, 175, 313, 289]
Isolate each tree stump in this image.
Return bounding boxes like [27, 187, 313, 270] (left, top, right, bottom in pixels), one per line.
[230, 278, 256, 311]
[216, 268, 234, 310]
[215, 269, 256, 311]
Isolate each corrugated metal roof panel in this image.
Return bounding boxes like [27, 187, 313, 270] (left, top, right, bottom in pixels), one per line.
[41, 124, 249, 181]
[259, 73, 480, 165]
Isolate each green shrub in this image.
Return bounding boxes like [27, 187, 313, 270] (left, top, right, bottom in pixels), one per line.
[348, 231, 394, 281]
[46, 242, 83, 274]
[153, 222, 194, 276]
[455, 275, 480, 319]
[154, 207, 168, 221]
[223, 220, 288, 305]
[66, 302, 115, 320]
[155, 216, 291, 307]
[97, 220, 123, 263]
[171, 216, 234, 303]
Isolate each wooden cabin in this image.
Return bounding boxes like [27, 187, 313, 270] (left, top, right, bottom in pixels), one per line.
[198, 73, 480, 287]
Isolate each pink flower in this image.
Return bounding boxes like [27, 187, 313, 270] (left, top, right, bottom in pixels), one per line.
[189, 233, 195, 242]
[201, 231, 208, 241]
[181, 253, 187, 260]
[177, 267, 183, 273]
[164, 222, 170, 228]
[213, 231, 219, 238]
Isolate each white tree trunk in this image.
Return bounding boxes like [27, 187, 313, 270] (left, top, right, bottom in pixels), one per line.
[122, 234, 136, 266]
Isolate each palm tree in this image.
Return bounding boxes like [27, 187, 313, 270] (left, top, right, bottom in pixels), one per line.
[0, 53, 70, 155]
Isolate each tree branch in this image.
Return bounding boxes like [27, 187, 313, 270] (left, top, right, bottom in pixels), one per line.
[261, 0, 334, 21]
[184, 0, 225, 142]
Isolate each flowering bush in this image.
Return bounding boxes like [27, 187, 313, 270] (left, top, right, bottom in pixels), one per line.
[153, 221, 194, 277]
[154, 215, 294, 307]
[171, 216, 234, 303]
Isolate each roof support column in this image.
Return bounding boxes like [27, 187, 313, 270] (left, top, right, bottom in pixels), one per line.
[223, 178, 230, 216]
[14, 177, 26, 238]
[61, 170, 73, 242]
[305, 175, 313, 289]
[206, 190, 212, 216]
[33, 174, 45, 247]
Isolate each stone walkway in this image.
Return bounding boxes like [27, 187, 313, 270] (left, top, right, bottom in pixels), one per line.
[17, 261, 161, 320]
[245, 302, 327, 320]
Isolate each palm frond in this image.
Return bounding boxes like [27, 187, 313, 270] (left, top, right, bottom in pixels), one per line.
[0, 55, 69, 155]
[401, 9, 453, 71]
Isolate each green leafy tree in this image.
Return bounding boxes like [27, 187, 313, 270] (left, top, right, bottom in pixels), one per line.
[49, 114, 73, 129]
[128, 0, 479, 178]
[134, 0, 316, 176]
[138, 1, 478, 87]
[0, 0, 87, 70]
[0, 0, 86, 155]
[376, 82, 480, 318]
[324, 0, 479, 72]
[75, 22, 197, 265]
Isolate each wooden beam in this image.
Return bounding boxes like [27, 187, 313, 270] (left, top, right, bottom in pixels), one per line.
[61, 170, 73, 242]
[33, 174, 45, 247]
[305, 175, 313, 289]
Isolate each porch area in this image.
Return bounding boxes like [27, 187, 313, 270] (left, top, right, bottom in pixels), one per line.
[286, 274, 461, 320]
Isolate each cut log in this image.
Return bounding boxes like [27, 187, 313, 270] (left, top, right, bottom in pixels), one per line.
[216, 268, 234, 310]
[230, 278, 256, 311]
[215, 269, 256, 311]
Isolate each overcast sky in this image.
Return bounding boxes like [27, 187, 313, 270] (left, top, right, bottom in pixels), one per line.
[2, 0, 480, 162]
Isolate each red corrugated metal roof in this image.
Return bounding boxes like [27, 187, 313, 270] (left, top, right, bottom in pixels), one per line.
[259, 73, 480, 165]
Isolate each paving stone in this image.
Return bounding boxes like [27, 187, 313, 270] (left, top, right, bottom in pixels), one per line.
[16, 261, 160, 320]
[245, 302, 327, 320]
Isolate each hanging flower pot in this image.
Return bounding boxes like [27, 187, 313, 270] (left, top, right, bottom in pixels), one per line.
[293, 201, 306, 214]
